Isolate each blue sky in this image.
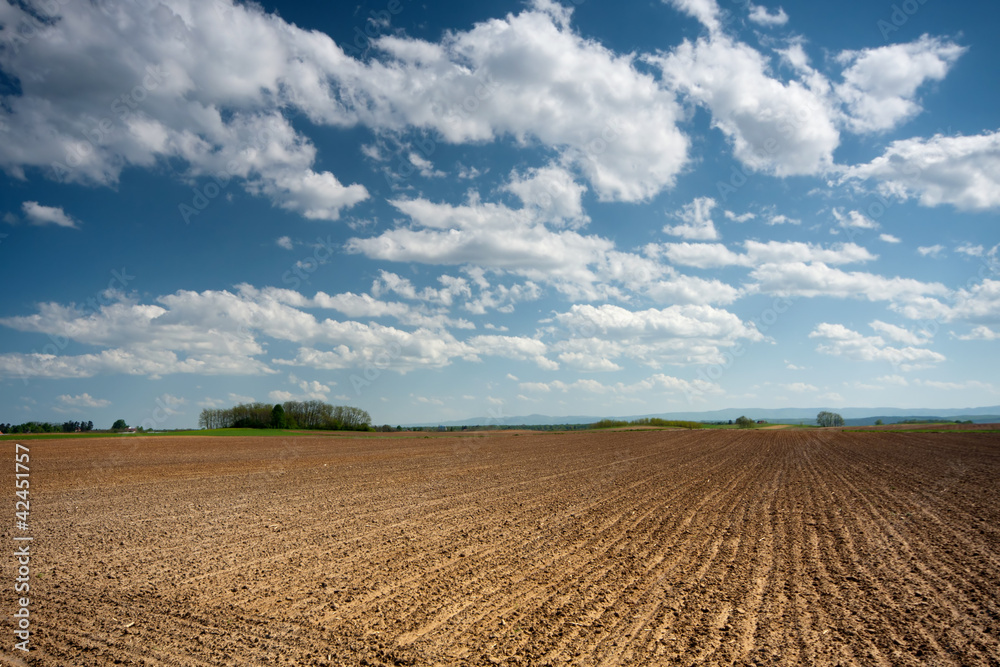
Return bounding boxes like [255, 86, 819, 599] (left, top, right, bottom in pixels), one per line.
[1, 0, 998, 428]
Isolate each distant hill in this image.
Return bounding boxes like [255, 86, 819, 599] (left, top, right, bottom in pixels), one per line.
[412, 406, 1000, 427]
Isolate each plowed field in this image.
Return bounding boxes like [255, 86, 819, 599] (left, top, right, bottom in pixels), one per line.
[3, 429, 999, 666]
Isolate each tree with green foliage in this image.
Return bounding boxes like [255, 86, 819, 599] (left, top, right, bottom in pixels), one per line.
[111, 419, 129, 431]
[875, 419, 883, 426]
[271, 404, 288, 429]
[817, 411, 845, 427]
[735, 415, 754, 429]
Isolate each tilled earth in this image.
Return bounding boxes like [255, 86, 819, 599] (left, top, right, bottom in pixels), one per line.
[2, 428, 999, 666]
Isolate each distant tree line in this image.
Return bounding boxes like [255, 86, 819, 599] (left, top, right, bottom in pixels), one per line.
[198, 400, 372, 431]
[896, 419, 974, 425]
[1, 421, 95, 434]
[590, 418, 704, 429]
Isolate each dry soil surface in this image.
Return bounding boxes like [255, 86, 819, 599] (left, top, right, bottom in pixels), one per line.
[2, 429, 999, 666]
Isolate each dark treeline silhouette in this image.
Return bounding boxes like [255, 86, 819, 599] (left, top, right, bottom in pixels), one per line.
[1, 421, 94, 434]
[198, 400, 372, 431]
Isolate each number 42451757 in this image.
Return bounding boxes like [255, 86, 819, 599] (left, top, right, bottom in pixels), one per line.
[15, 444, 29, 520]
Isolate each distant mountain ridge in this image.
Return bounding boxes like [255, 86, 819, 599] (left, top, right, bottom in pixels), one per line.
[411, 406, 1000, 427]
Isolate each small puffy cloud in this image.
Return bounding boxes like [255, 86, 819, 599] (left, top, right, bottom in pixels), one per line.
[198, 397, 228, 409]
[748, 4, 789, 26]
[408, 152, 445, 178]
[663, 197, 719, 240]
[276, 236, 294, 250]
[269, 376, 331, 402]
[412, 395, 445, 406]
[457, 164, 483, 180]
[262, 169, 369, 221]
[22, 202, 79, 228]
[955, 243, 984, 257]
[783, 382, 817, 392]
[159, 394, 187, 408]
[880, 233, 901, 244]
[767, 214, 800, 225]
[917, 244, 944, 258]
[57, 393, 111, 408]
[832, 208, 877, 230]
[955, 325, 1000, 341]
[724, 210, 755, 222]
[835, 36, 965, 133]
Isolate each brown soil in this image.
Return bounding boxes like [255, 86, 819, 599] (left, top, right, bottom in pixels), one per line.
[847, 422, 1000, 431]
[3, 429, 999, 666]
